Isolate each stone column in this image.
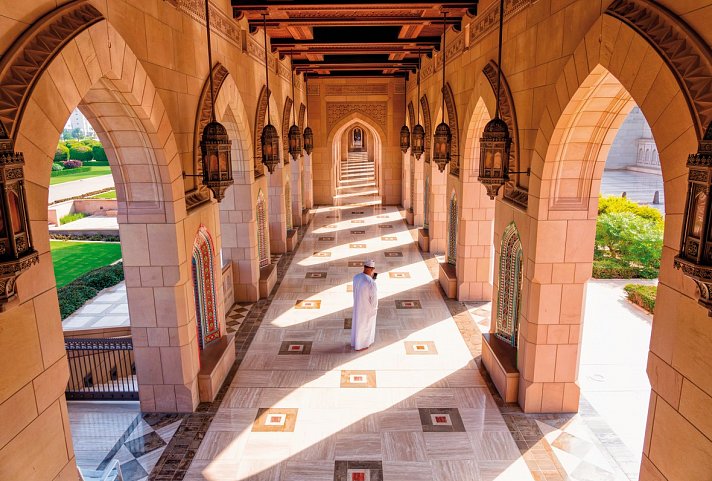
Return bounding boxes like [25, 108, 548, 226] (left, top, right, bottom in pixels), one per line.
[268, 161, 288, 254]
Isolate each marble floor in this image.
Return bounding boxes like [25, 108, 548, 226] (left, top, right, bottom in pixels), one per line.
[179, 190, 536, 481]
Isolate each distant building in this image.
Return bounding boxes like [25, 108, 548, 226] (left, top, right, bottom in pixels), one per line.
[605, 107, 660, 173]
[63, 108, 97, 139]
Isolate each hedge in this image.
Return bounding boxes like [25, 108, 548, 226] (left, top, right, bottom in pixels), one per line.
[69, 144, 93, 161]
[83, 160, 110, 166]
[54, 143, 69, 162]
[624, 283, 657, 314]
[51, 163, 64, 172]
[92, 145, 108, 162]
[50, 233, 121, 242]
[58, 262, 124, 319]
[50, 166, 91, 177]
[592, 257, 658, 279]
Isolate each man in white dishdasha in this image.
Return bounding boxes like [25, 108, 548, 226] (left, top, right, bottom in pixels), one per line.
[351, 259, 378, 351]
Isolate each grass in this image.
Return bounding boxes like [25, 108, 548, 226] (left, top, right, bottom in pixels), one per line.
[59, 212, 87, 225]
[91, 190, 117, 199]
[50, 240, 122, 288]
[49, 166, 112, 185]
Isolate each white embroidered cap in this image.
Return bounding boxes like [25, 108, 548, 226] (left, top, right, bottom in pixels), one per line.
[364, 259, 376, 268]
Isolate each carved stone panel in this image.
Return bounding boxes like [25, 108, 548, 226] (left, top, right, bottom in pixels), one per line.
[420, 95, 432, 163]
[443, 83, 460, 177]
[326, 102, 387, 133]
[282, 97, 293, 164]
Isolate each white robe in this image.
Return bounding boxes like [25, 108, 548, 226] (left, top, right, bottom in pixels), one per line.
[351, 272, 378, 350]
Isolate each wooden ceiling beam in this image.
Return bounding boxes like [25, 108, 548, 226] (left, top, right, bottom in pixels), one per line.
[249, 16, 462, 27]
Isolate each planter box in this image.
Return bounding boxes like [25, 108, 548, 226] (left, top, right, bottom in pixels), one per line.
[198, 333, 236, 402]
[418, 228, 430, 252]
[481, 333, 519, 403]
[438, 261, 457, 299]
[259, 263, 277, 299]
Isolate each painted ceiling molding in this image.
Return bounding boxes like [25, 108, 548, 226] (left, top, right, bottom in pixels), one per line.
[186, 62, 230, 210]
[483, 60, 527, 208]
[443, 82, 460, 177]
[0, 1, 103, 140]
[282, 96, 293, 164]
[420, 95, 432, 163]
[605, 0, 712, 138]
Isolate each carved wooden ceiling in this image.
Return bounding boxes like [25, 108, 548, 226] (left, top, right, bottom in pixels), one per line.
[231, 1, 478, 77]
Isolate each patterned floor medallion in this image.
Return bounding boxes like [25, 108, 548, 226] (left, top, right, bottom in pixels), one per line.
[404, 341, 438, 355]
[418, 408, 466, 432]
[306, 272, 327, 279]
[351, 230, 366, 234]
[295, 299, 321, 309]
[381, 236, 397, 241]
[347, 283, 353, 292]
[388, 272, 410, 279]
[350, 243, 367, 249]
[351, 220, 365, 224]
[344, 318, 352, 329]
[340, 370, 377, 388]
[314, 251, 332, 257]
[348, 261, 364, 267]
[319, 236, 335, 241]
[396, 300, 422, 309]
[384, 251, 403, 257]
[378, 224, 392, 228]
[278, 341, 312, 355]
[351, 211, 364, 214]
[252, 408, 298, 432]
[334, 461, 383, 481]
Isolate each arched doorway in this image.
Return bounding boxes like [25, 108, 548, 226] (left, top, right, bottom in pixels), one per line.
[192, 226, 221, 350]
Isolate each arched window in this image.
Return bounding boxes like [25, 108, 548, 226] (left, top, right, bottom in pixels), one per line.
[257, 190, 269, 268]
[192, 226, 220, 350]
[285, 181, 293, 230]
[496, 223, 523, 347]
[447, 192, 458, 265]
[424, 176, 430, 230]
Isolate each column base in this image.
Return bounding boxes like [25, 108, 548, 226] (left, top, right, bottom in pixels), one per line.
[198, 333, 236, 402]
[482, 333, 519, 403]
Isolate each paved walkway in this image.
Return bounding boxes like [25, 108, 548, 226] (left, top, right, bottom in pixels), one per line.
[62, 282, 129, 332]
[49, 174, 115, 203]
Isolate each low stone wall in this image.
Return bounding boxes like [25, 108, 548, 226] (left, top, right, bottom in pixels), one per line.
[48, 198, 118, 225]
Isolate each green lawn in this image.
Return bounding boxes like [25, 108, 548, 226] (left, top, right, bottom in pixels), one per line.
[50, 240, 122, 287]
[91, 190, 117, 199]
[49, 166, 112, 185]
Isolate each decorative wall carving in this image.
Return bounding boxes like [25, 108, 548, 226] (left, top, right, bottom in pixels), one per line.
[307, 84, 320, 96]
[282, 96, 293, 164]
[173, 0, 242, 49]
[187, 62, 230, 209]
[0, 1, 103, 140]
[245, 35, 303, 88]
[420, 95, 432, 163]
[443, 83, 460, 177]
[298, 103, 306, 131]
[407, 101, 415, 129]
[605, 0, 712, 138]
[325, 84, 388, 96]
[483, 61, 527, 208]
[470, 0, 534, 45]
[326, 102, 387, 133]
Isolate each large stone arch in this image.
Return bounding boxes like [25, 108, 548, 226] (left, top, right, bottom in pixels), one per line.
[501, 16, 710, 481]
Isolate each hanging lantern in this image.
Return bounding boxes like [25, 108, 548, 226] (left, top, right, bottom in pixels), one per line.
[432, 12, 451, 174]
[200, 121, 233, 201]
[400, 124, 411, 153]
[288, 124, 302, 161]
[0, 132, 39, 310]
[478, 117, 511, 199]
[261, 123, 281, 174]
[411, 124, 425, 160]
[433, 121, 452, 172]
[674, 124, 712, 314]
[303, 126, 314, 155]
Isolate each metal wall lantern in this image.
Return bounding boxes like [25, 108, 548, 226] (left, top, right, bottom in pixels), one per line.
[479, 117, 511, 199]
[433, 121, 452, 172]
[288, 64, 303, 162]
[303, 125, 314, 155]
[261, 14, 281, 174]
[674, 124, 712, 315]
[432, 12, 451, 173]
[0, 132, 39, 310]
[412, 54, 425, 161]
[400, 124, 411, 153]
[200, 121, 233, 201]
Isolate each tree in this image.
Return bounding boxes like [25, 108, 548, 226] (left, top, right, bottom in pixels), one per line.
[54, 143, 69, 162]
[68, 144, 93, 161]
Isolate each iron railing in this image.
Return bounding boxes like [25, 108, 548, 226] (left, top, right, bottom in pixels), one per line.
[65, 337, 138, 401]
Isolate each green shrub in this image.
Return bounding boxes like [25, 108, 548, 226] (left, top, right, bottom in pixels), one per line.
[595, 212, 663, 269]
[59, 212, 87, 225]
[51, 163, 64, 172]
[54, 143, 69, 162]
[624, 283, 657, 314]
[68, 144, 93, 161]
[592, 257, 640, 279]
[58, 262, 124, 319]
[50, 233, 121, 242]
[50, 166, 91, 177]
[91, 145, 108, 161]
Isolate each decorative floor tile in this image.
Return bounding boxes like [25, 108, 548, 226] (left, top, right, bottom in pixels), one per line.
[347, 284, 353, 292]
[396, 300, 422, 309]
[327, 215, 339, 219]
[378, 224, 393, 228]
[306, 272, 328, 279]
[351, 211, 365, 214]
[344, 318, 352, 329]
[279, 341, 312, 355]
[325, 224, 338, 228]
[314, 251, 332, 258]
[319, 236, 335, 241]
[350, 244, 367, 249]
[123, 432, 166, 458]
[295, 299, 321, 309]
[376, 215, 389, 218]
[351, 230, 366, 235]
[381, 236, 397, 241]
[351, 220, 365, 224]
[252, 408, 298, 432]
[340, 370, 377, 388]
[226, 302, 254, 334]
[389, 272, 411, 279]
[384, 251, 403, 258]
[418, 408, 466, 432]
[404, 341, 438, 355]
[334, 461, 383, 481]
[349, 261, 364, 267]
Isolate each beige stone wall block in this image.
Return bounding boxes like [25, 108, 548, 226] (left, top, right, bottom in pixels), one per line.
[0, 383, 38, 451]
[540, 382, 566, 412]
[32, 357, 69, 414]
[127, 287, 157, 327]
[671, 300, 712, 398]
[0, 301, 43, 405]
[519, 378, 543, 413]
[32, 290, 65, 368]
[133, 346, 164, 385]
[528, 283, 562, 325]
[148, 223, 185, 266]
[647, 353, 683, 411]
[153, 384, 177, 412]
[533, 221, 567, 263]
[559, 283, 585, 324]
[120, 224, 151, 266]
[0, 400, 69, 480]
[678, 379, 712, 443]
[546, 324, 570, 345]
[531, 344, 557, 383]
[554, 344, 578, 382]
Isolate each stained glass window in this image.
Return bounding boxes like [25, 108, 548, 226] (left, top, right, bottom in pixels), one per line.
[496, 223, 523, 347]
[447, 192, 458, 265]
[192, 226, 220, 350]
[257, 190, 269, 268]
